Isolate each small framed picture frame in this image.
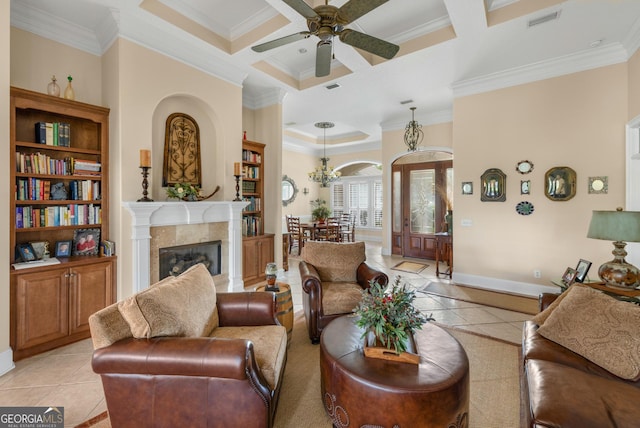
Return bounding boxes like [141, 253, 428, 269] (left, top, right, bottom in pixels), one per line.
[461, 182, 473, 195]
[17, 243, 37, 262]
[55, 240, 72, 257]
[562, 267, 578, 286]
[574, 259, 592, 283]
[520, 180, 530, 195]
[73, 228, 101, 256]
[29, 241, 50, 260]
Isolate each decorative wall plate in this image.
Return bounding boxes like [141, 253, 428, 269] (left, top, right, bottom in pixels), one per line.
[516, 201, 534, 216]
[516, 160, 534, 174]
[461, 182, 473, 195]
[588, 176, 608, 194]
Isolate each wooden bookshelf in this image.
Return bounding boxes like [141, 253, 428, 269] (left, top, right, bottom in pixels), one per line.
[9, 87, 116, 360]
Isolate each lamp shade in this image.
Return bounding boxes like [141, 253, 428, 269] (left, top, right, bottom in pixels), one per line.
[587, 210, 640, 243]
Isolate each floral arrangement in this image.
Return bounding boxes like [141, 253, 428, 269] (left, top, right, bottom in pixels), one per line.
[310, 198, 331, 221]
[166, 182, 201, 201]
[354, 276, 433, 354]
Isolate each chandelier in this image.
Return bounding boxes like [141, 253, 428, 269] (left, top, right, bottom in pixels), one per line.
[404, 107, 424, 152]
[308, 122, 341, 188]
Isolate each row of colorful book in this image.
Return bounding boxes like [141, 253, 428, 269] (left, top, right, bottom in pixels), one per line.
[242, 165, 260, 179]
[242, 149, 261, 163]
[242, 196, 261, 212]
[242, 216, 262, 237]
[15, 178, 100, 201]
[16, 204, 102, 228]
[15, 151, 101, 176]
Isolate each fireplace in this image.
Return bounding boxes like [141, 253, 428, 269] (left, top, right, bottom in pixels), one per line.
[159, 240, 221, 280]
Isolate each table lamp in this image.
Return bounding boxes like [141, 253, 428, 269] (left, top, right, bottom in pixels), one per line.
[587, 208, 640, 289]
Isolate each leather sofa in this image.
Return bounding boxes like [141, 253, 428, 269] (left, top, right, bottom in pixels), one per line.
[299, 241, 388, 344]
[522, 286, 640, 427]
[89, 264, 288, 428]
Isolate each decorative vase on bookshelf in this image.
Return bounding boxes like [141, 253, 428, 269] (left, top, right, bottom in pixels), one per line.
[47, 76, 60, 97]
[64, 75, 75, 100]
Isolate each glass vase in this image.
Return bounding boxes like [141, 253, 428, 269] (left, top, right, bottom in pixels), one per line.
[64, 76, 75, 100]
[47, 76, 60, 97]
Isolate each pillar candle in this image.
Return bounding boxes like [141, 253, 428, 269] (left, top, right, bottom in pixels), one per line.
[234, 162, 241, 176]
[140, 149, 151, 167]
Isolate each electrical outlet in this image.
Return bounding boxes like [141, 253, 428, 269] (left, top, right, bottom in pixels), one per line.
[534, 270, 541, 279]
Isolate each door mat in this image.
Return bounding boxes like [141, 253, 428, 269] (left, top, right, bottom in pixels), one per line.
[391, 261, 429, 274]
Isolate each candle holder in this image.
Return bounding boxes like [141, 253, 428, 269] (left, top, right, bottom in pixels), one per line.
[137, 166, 154, 202]
[234, 174, 241, 201]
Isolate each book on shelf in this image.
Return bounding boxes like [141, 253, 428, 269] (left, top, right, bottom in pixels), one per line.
[34, 122, 70, 146]
[100, 240, 116, 256]
[15, 204, 102, 228]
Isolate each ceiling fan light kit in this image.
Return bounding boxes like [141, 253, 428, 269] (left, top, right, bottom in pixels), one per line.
[252, 0, 399, 77]
[308, 121, 341, 188]
[404, 107, 424, 152]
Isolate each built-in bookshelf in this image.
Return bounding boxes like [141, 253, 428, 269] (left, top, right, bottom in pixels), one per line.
[9, 87, 116, 360]
[241, 139, 274, 286]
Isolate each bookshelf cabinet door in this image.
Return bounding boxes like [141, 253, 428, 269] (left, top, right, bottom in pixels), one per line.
[69, 260, 115, 335]
[14, 268, 69, 350]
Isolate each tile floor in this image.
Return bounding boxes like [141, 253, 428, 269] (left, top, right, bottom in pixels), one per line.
[0, 242, 534, 427]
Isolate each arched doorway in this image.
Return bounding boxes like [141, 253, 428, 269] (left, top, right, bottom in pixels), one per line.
[391, 151, 453, 259]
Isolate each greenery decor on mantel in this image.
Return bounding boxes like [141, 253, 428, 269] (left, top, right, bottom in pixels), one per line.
[166, 182, 202, 201]
[354, 276, 433, 358]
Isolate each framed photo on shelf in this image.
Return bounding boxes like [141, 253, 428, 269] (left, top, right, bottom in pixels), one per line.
[55, 240, 72, 257]
[17, 243, 37, 262]
[73, 228, 101, 256]
[29, 241, 50, 260]
[574, 259, 592, 283]
[562, 267, 578, 286]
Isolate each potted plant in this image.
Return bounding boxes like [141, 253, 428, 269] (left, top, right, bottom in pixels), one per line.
[310, 198, 331, 223]
[354, 276, 433, 357]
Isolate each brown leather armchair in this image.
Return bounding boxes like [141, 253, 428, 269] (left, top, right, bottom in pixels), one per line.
[90, 264, 287, 428]
[299, 241, 388, 344]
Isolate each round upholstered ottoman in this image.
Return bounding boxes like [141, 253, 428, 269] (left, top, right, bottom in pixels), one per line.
[320, 316, 469, 428]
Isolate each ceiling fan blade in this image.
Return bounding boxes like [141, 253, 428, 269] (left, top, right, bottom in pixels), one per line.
[337, 0, 388, 24]
[316, 41, 332, 77]
[283, 0, 319, 19]
[252, 32, 311, 52]
[339, 29, 399, 59]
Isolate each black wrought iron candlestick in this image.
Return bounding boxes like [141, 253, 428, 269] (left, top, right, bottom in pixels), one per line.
[234, 174, 241, 201]
[137, 166, 154, 202]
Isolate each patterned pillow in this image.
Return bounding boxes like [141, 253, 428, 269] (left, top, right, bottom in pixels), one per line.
[532, 283, 587, 325]
[302, 241, 366, 282]
[118, 263, 218, 339]
[537, 285, 640, 380]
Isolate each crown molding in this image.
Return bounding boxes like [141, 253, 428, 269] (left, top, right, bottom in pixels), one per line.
[452, 42, 628, 98]
[11, 1, 102, 55]
[242, 86, 287, 110]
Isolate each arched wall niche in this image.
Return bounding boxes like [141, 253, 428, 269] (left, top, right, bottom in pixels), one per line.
[151, 94, 224, 200]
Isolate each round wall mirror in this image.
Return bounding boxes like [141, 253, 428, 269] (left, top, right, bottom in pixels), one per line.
[282, 175, 298, 206]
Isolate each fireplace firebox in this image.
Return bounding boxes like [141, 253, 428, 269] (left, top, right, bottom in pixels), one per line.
[159, 240, 221, 280]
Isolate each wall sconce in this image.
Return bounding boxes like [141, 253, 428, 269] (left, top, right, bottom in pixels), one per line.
[303, 187, 309, 195]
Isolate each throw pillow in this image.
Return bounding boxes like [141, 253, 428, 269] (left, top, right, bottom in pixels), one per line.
[537, 285, 640, 380]
[532, 283, 586, 326]
[302, 241, 366, 282]
[118, 263, 218, 339]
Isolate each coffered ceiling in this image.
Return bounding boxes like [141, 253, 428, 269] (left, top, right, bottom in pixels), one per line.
[11, 0, 640, 154]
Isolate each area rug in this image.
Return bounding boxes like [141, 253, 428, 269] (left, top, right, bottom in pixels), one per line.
[391, 260, 429, 274]
[76, 312, 521, 428]
[420, 281, 539, 315]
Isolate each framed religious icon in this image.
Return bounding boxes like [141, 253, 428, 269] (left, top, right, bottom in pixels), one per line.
[480, 168, 506, 202]
[163, 112, 202, 187]
[544, 166, 576, 201]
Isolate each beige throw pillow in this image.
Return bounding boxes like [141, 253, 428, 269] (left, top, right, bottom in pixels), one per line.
[532, 284, 586, 325]
[537, 285, 640, 380]
[302, 241, 366, 282]
[118, 263, 218, 339]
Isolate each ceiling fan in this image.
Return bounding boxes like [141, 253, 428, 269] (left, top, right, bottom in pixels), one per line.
[251, 0, 399, 77]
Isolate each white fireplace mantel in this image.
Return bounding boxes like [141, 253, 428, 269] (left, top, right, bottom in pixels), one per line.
[123, 201, 247, 292]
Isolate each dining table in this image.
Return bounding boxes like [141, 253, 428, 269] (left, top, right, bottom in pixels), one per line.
[301, 222, 342, 241]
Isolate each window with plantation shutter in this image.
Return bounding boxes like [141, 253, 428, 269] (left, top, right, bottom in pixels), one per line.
[330, 176, 382, 230]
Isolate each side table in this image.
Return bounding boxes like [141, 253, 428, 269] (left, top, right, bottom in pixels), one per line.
[435, 233, 452, 278]
[256, 283, 293, 344]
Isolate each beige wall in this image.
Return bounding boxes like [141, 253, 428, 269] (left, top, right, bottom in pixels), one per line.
[628, 48, 640, 120]
[453, 64, 627, 292]
[1, 0, 11, 372]
[10, 28, 103, 105]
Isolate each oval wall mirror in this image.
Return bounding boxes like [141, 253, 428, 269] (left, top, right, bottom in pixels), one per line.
[282, 175, 298, 206]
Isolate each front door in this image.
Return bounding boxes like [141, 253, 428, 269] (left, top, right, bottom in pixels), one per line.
[392, 160, 452, 259]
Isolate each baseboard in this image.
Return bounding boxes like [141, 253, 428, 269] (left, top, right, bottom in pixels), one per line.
[452, 272, 558, 298]
[0, 347, 15, 377]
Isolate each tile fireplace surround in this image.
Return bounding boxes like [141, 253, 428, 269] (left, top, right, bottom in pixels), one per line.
[123, 201, 247, 293]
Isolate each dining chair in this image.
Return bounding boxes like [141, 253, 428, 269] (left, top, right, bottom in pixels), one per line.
[340, 213, 355, 242]
[286, 215, 307, 255]
[317, 217, 341, 242]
